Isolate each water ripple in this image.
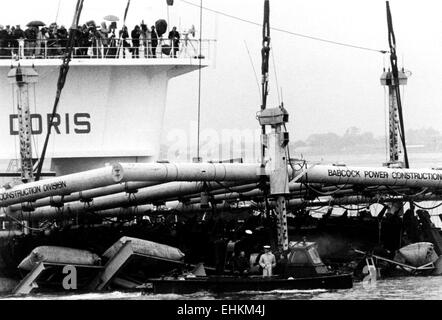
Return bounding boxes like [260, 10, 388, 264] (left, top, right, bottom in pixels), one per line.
[3, 276, 442, 300]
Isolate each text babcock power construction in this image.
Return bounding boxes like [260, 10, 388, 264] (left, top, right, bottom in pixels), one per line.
[328, 169, 442, 181]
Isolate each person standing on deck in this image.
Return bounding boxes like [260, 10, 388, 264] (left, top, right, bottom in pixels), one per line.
[98, 22, 110, 58]
[5, 26, 12, 57]
[119, 26, 130, 58]
[87, 25, 98, 57]
[24, 26, 37, 57]
[140, 22, 149, 58]
[107, 22, 117, 58]
[57, 25, 68, 55]
[168, 26, 180, 58]
[131, 25, 141, 59]
[150, 26, 158, 58]
[259, 245, 276, 277]
[14, 25, 25, 58]
[0, 26, 8, 59]
[36, 27, 47, 58]
[45, 27, 54, 57]
[9, 26, 17, 57]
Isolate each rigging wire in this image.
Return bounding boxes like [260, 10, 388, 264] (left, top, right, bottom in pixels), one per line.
[244, 40, 262, 103]
[179, 0, 388, 54]
[55, 0, 62, 24]
[271, 48, 281, 106]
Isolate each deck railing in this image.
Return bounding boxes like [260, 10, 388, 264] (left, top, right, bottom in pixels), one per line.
[0, 38, 215, 60]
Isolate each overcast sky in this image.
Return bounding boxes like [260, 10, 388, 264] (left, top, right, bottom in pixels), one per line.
[2, 0, 442, 144]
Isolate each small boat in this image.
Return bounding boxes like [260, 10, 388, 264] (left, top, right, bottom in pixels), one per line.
[141, 241, 353, 294]
[142, 274, 352, 295]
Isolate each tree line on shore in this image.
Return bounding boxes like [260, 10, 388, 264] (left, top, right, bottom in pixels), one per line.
[292, 127, 442, 154]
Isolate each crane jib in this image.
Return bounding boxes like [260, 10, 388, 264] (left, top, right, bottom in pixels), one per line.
[34, 0, 85, 181]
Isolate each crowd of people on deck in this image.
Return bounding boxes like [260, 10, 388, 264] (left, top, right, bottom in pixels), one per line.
[0, 20, 184, 59]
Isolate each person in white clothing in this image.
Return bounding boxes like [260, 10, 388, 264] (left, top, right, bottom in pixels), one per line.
[259, 245, 276, 277]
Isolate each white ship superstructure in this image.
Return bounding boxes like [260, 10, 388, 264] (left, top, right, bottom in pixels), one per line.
[0, 40, 213, 175]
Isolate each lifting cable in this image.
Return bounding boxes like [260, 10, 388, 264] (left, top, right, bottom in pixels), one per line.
[260, 0, 270, 164]
[258, 0, 271, 217]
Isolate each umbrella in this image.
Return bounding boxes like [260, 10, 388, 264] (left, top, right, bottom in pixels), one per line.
[86, 20, 96, 27]
[155, 19, 168, 37]
[104, 15, 119, 22]
[27, 20, 46, 27]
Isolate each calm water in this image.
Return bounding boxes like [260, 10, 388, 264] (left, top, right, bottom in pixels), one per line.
[3, 277, 442, 300]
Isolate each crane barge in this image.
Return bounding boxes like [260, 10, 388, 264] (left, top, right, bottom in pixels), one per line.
[0, 0, 442, 295]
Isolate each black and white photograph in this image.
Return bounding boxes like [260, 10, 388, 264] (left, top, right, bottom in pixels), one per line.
[0, 0, 441, 310]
